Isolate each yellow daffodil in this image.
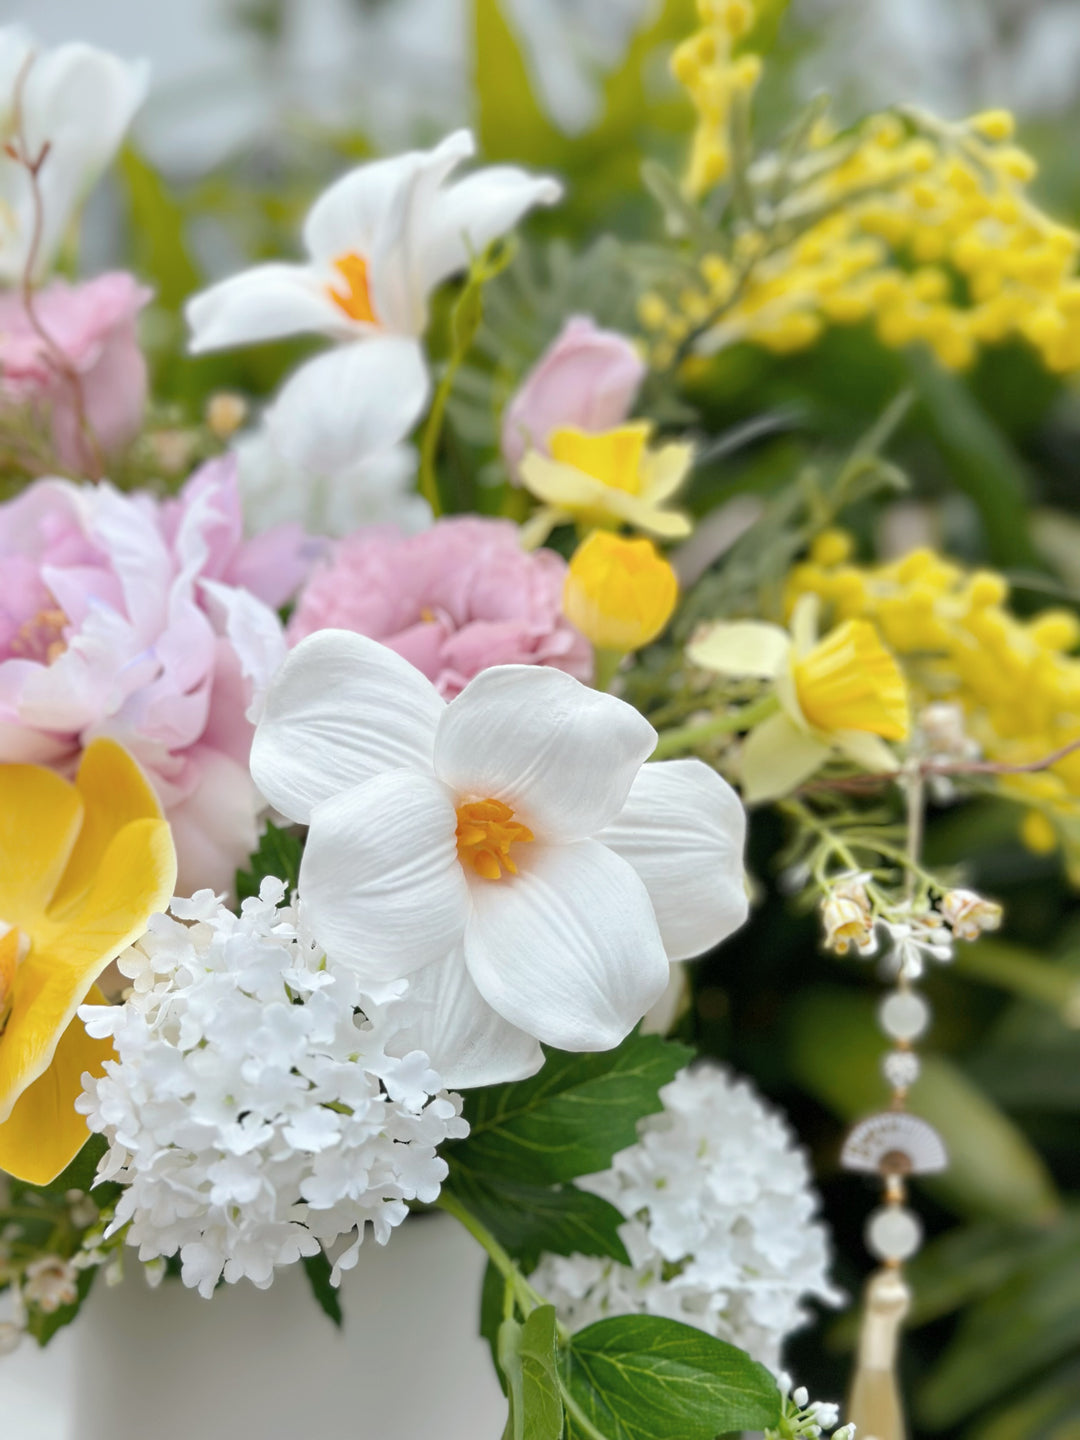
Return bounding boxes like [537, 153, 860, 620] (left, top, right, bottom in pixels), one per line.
[0, 739, 176, 1184]
[519, 421, 694, 547]
[687, 596, 909, 802]
[563, 532, 679, 654]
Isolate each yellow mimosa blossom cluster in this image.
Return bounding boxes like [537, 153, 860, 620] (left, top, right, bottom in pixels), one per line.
[671, 0, 762, 198]
[787, 532, 1080, 872]
[652, 6, 1080, 374]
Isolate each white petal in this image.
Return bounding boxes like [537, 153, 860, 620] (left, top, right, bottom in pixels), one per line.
[418, 164, 563, 294]
[299, 770, 468, 981]
[596, 759, 748, 962]
[686, 621, 790, 679]
[835, 730, 900, 773]
[433, 665, 656, 841]
[250, 630, 444, 822]
[463, 839, 670, 1052]
[185, 264, 348, 352]
[386, 947, 543, 1088]
[265, 337, 430, 478]
[199, 579, 287, 724]
[739, 711, 830, 803]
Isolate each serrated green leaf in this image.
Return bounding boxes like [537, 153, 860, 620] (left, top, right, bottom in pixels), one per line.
[301, 1248, 343, 1329]
[565, 1315, 781, 1440]
[448, 1169, 630, 1270]
[235, 821, 303, 903]
[450, 1034, 692, 1187]
[520, 1306, 564, 1440]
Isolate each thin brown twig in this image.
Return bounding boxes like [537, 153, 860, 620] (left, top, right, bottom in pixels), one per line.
[796, 733, 1080, 797]
[7, 51, 104, 481]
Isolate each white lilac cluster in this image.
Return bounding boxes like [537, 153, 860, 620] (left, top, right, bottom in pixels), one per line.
[76, 880, 467, 1298]
[531, 1066, 842, 1373]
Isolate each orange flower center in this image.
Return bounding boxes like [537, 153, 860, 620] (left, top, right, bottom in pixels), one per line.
[455, 799, 534, 881]
[10, 606, 68, 664]
[327, 251, 379, 324]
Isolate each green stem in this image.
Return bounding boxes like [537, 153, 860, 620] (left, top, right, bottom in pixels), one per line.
[435, 1190, 556, 1327]
[652, 692, 779, 760]
[592, 649, 626, 693]
[417, 361, 461, 519]
[558, 1382, 611, 1440]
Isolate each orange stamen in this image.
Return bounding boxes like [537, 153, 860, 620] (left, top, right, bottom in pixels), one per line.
[10, 606, 68, 664]
[327, 251, 379, 325]
[455, 799, 534, 881]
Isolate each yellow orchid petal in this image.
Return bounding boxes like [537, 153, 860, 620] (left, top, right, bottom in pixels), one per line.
[549, 422, 653, 494]
[0, 816, 175, 1120]
[639, 441, 694, 505]
[0, 765, 83, 930]
[793, 619, 910, 740]
[49, 738, 164, 920]
[0, 985, 113, 1185]
[687, 621, 791, 679]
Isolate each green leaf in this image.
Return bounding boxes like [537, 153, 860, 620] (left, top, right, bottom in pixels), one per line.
[480, 1259, 509, 1390]
[519, 1306, 564, 1440]
[301, 1248, 343, 1329]
[499, 1316, 526, 1440]
[448, 1169, 630, 1270]
[118, 146, 201, 312]
[564, 1315, 781, 1440]
[235, 821, 303, 903]
[449, 1034, 692, 1187]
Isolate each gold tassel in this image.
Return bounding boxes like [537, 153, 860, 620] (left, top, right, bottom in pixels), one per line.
[847, 1266, 911, 1440]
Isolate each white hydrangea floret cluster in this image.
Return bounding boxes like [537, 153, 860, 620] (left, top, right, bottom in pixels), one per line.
[77, 879, 467, 1298]
[531, 1065, 842, 1373]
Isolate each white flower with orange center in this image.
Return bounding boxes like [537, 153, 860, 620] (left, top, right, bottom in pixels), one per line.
[250, 632, 748, 1087]
[185, 129, 560, 415]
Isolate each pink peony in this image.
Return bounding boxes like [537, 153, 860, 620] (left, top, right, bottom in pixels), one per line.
[0, 457, 315, 893]
[0, 272, 151, 473]
[287, 517, 593, 698]
[501, 315, 646, 479]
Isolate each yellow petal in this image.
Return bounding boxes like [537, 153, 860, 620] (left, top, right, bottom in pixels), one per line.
[739, 711, 831, 803]
[0, 765, 83, 930]
[793, 619, 910, 739]
[0, 985, 112, 1185]
[639, 442, 694, 505]
[519, 452, 613, 511]
[687, 621, 790, 679]
[0, 817, 174, 1119]
[549, 422, 653, 494]
[49, 739, 164, 921]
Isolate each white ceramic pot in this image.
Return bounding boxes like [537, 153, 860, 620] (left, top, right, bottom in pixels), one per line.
[67, 1214, 506, 1440]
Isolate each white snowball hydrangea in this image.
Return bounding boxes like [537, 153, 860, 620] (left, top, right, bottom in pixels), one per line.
[77, 879, 468, 1297]
[531, 1064, 842, 1372]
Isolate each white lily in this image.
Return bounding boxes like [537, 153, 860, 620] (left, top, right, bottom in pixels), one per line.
[186, 129, 560, 357]
[250, 632, 748, 1088]
[234, 339, 433, 537]
[0, 28, 148, 284]
[687, 595, 909, 803]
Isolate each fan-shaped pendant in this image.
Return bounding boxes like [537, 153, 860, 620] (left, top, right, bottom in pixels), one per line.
[841, 1112, 948, 1176]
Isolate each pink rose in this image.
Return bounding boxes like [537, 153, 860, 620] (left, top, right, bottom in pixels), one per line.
[287, 516, 593, 698]
[0, 272, 151, 473]
[0, 459, 315, 893]
[501, 315, 646, 479]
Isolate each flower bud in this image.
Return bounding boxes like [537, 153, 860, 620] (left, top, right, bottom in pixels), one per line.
[941, 888, 1003, 941]
[563, 532, 678, 653]
[822, 895, 876, 955]
[206, 391, 248, 440]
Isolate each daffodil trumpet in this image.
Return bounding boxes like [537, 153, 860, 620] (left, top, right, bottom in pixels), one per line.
[0, 739, 176, 1185]
[686, 596, 909, 802]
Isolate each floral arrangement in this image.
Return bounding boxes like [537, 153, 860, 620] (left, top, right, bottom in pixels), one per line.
[3, 6, 1080, 1438]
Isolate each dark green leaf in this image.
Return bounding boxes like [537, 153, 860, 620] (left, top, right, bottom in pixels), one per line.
[450, 1034, 691, 1187]
[301, 1249, 343, 1329]
[520, 1306, 564, 1440]
[448, 1169, 630, 1270]
[564, 1315, 781, 1440]
[235, 821, 303, 903]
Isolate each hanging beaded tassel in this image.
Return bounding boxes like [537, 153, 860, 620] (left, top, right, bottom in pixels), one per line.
[841, 967, 948, 1439]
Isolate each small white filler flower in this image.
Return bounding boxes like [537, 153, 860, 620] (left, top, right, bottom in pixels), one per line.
[250, 631, 749, 1087]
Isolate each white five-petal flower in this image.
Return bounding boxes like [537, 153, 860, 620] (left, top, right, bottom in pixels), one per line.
[0, 28, 149, 283]
[250, 632, 748, 1088]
